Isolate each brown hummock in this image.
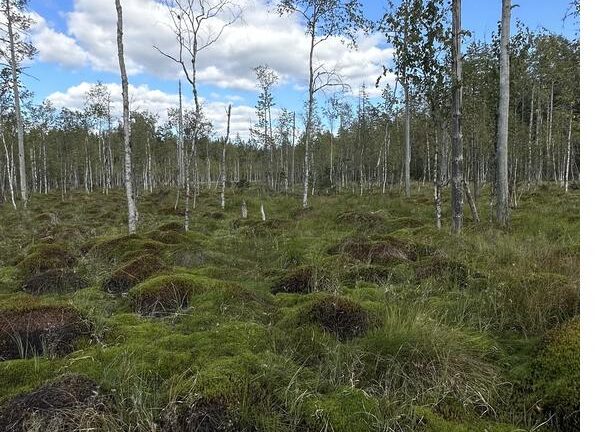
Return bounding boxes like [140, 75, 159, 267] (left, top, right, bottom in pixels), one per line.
[271, 266, 331, 295]
[22, 268, 86, 295]
[102, 253, 168, 294]
[0, 374, 103, 431]
[306, 295, 370, 341]
[160, 396, 241, 432]
[0, 306, 86, 360]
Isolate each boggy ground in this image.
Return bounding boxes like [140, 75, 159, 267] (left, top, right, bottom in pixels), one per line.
[0, 185, 579, 431]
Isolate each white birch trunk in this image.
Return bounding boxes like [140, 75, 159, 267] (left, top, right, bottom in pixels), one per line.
[115, 0, 138, 234]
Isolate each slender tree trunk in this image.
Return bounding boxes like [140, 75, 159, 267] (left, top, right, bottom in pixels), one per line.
[241, 200, 247, 218]
[403, 81, 411, 197]
[302, 24, 316, 209]
[527, 85, 535, 187]
[116, 0, 138, 234]
[451, 0, 464, 234]
[5, 0, 26, 206]
[434, 131, 442, 230]
[463, 179, 480, 223]
[495, 0, 511, 226]
[221, 105, 231, 209]
[564, 109, 573, 192]
[1, 129, 16, 209]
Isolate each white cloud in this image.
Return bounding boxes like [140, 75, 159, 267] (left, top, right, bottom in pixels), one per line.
[31, 0, 393, 95]
[29, 12, 88, 68]
[46, 81, 257, 139]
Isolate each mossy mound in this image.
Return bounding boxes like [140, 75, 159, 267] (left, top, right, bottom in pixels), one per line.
[531, 319, 579, 431]
[170, 247, 205, 268]
[393, 216, 425, 229]
[16, 244, 77, 278]
[147, 229, 189, 245]
[329, 236, 432, 265]
[36, 223, 87, 245]
[414, 256, 474, 287]
[33, 212, 60, 224]
[129, 273, 205, 316]
[305, 295, 371, 341]
[159, 205, 186, 216]
[158, 221, 185, 232]
[159, 396, 241, 432]
[271, 266, 332, 294]
[300, 387, 378, 432]
[336, 210, 387, 227]
[231, 218, 290, 236]
[0, 305, 86, 360]
[102, 254, 169, 294]
[86, 234, 164, 262]
[0, 373, 104, 431]
[22, 269, 87, 295]
[206, 211, 226, 220]
[341, 263, 408, 285]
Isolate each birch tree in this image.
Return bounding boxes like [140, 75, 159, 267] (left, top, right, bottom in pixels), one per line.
[155, 0, 241, 230]
[115, 0, 138, 234]
[276, 0, 366, 208]
[451, 0, 463, 233]
[0, 0, 36, 206]
[496, 0, 511, 226]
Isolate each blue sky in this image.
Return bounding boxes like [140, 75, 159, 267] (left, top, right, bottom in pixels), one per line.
[24, 0, 578, 137]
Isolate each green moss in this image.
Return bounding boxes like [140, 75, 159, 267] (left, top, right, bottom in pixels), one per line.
[530, 318, 579, 431]
[88, 234, 165, 262]
[0, 358, 60, 402]
[16, 243, 77, 278]
[300, 387, 378, 432]
[128, 273, 219, 315]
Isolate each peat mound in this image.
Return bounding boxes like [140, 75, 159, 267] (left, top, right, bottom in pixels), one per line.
[328, 236, 437, 265]
[102, 254, 168, 294]
[129, 274, 200, 316]
[160, 396, 242, 432]
[0, 306, 86, 360]
[306, 295, 371, 341]
[22, 268, 86, 295]
[336, 210, 387, 227]
[0, 374, 104, 432]
[271, 266, 332, 295]
[414, 256, 474, 287]
[16, 244, 77, 278]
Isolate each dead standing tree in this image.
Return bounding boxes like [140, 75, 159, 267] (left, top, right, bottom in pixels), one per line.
[155, 0, 241, 231]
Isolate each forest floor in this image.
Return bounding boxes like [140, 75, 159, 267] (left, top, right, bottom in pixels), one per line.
[0, 184, 579, 431]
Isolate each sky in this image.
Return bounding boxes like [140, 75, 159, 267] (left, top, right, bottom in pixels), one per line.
[23, 0, 579, 138]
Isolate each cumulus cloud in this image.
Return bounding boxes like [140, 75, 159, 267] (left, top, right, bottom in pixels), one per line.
[46, 81, 256, 138]
[30, 0, 393, 95]
[29, 12, 88, 68]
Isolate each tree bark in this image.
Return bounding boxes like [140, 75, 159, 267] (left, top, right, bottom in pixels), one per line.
[221, 104, 231, 209]
[403, 81, 411, 197]
[495, 0, 511, 226]
[115, 0, 138, 234]
[451, 0, 464, 234]
[5, 0, 26, 206]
